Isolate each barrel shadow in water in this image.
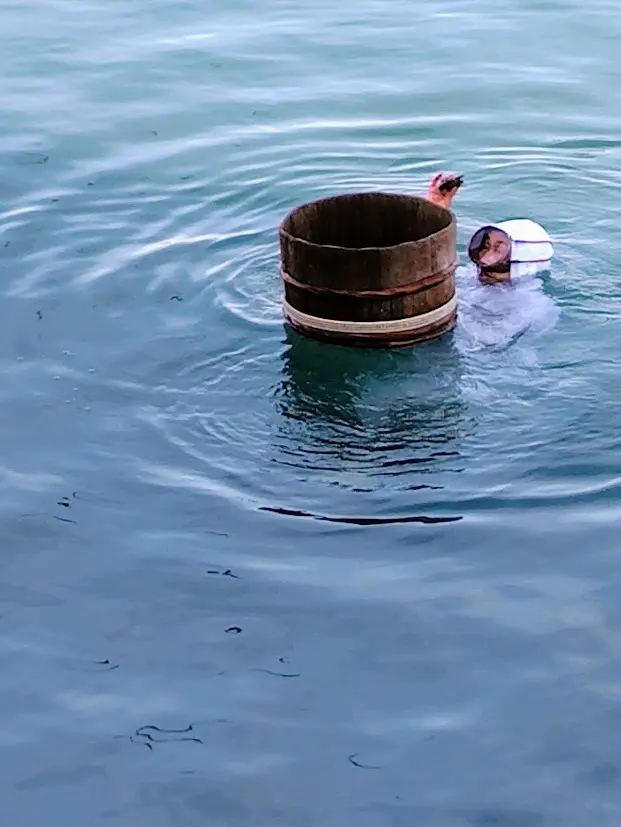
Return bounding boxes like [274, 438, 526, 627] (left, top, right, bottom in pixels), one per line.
[272, 328, 472, 493]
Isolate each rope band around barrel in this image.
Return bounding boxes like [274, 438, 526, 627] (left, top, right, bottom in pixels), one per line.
[280, 262, 458, 298]
[283, 294, 457, 335]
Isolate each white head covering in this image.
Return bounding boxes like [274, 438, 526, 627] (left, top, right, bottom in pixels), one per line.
[491, 219, 554, 281]
[458, 219, 559, 352]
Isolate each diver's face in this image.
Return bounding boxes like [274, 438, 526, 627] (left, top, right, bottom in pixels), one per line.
[478, 230, 510, 268]
[476, 229, 511, 284]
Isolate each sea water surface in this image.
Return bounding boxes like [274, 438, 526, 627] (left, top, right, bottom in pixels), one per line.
[2, 1, 621, 824]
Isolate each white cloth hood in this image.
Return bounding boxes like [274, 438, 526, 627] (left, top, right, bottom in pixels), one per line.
[491, 218, 554, 281]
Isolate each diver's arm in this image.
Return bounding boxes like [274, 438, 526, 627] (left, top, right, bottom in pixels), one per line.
[426, 173, 461, 210]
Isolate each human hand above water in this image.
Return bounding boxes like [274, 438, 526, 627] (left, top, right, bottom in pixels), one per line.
[426, 172, 462, 210]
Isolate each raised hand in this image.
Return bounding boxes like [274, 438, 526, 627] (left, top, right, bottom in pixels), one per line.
[426, 172, 462, 210]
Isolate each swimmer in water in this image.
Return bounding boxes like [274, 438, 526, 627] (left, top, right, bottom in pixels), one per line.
[426, 173, 553, 285]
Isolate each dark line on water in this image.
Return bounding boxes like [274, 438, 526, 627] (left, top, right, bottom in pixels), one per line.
[251, 668, 301, 678]
[130, 736, 153, 750]
[137, 725, 194, 735]
[52, 515, 78, 525]
[206, 569, 239, 579]
[348, 753, 383, 769]
[259, 506, 462, 526]
[131, 724, 203, 748]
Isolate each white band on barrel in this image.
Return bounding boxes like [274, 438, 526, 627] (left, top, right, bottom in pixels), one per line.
[283, 294, 457, 335]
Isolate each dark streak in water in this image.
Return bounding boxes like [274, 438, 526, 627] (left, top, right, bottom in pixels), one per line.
[225, 626, 242, 634]
[259, 506, 462, 526]
[137, 724, 195, 736]
[94, 659, 119, 671]
[129, 724, 203, 750]
[378, 454, 458, 470]
[130, 736, 153, 751]
[14, 151, 49, 165]
[251, 668, 300, 678]
[348, 753, 383, 769]
[52, 515, 77, 525]
[207, 568, 239, 579]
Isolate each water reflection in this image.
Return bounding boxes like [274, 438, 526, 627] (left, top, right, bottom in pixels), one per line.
[273, 328, 472, 487]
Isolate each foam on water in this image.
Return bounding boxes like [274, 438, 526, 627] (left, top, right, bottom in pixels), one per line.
[455, 264, 560, 353]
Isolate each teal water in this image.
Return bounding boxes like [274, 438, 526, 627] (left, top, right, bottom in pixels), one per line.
[2, 1, 621, 824]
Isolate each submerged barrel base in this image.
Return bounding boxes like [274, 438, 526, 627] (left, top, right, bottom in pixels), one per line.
[283, 297, 457, 348]
[284, 317, 457, 348]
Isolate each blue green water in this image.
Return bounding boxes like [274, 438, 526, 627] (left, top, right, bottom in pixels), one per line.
[2, 1, 621, 824]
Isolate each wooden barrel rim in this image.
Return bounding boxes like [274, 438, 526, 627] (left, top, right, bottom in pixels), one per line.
[279, 193, 454, 253]
[279, 260, 458, 299]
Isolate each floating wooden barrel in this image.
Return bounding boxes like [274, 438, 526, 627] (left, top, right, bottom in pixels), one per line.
[279, 192, 458, 347]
